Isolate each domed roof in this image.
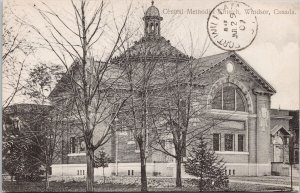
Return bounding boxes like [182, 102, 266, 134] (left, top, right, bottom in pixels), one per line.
[145, 1, 160, 17]
[145, 5, 160, 17]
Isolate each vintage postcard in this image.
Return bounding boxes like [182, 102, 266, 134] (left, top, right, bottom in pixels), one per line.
[2, 0, 299, 192]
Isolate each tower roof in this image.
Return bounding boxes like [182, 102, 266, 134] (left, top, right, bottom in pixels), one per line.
[145, 1, 160, 17]
[112, 1, 190, 63]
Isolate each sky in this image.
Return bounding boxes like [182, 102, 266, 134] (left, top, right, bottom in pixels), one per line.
[4, 0, 300, 110]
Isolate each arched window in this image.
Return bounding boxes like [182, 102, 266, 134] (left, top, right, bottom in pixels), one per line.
[212, 84, 246, 111]
[150, 23, 154, 31]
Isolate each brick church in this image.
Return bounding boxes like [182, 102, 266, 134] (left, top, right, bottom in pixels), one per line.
[36, 2, 298, 177]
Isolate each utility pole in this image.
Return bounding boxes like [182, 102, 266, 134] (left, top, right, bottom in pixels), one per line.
[289, 135, 294, 191]
[114, 117, 119, 176]
[290, 164, 293, 191]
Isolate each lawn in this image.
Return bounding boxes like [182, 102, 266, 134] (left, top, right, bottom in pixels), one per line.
[2, 181, 292, 192]
[230, 176, 299, 186]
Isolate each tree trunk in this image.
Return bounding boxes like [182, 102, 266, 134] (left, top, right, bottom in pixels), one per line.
[140, 147, 147, 192]
[176, 156, 182, 187]
[86, 149, 94, 192]
[103, 167, 105, 184]
[199, 172, 203, 192]
[45, 165, 49, 190]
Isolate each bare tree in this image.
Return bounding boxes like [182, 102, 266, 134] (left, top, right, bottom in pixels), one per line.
[112, 28, 193, 190]
[145, 33, 238, 187]
[23, 0, 133, 191]
[2, 5, 34, 109]
[117, 56, 158, 192]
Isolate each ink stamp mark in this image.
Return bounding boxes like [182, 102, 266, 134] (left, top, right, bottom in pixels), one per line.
[207, 1, 258, 51]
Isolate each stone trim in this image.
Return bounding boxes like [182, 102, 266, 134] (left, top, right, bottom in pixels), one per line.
[216, 151, 249, 155]
[207, 77, 254, 113]
[67, 153, 86, 157]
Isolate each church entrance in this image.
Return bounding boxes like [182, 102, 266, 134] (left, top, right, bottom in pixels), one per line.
[273, 135, 283, 162]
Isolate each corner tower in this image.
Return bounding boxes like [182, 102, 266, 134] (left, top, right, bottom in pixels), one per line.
[143, 1, 163, 37]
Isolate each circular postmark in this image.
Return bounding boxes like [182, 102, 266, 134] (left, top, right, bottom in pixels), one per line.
[207, 1, 258, 51]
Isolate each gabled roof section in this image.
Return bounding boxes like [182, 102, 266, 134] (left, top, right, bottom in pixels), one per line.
[271, 125, 292, 136]
[48, 58, 124, 99]
[48, 61, 77, 98]
[194, 51, 276, 94]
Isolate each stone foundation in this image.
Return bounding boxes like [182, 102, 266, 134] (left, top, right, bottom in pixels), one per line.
[51, 162, 272, 177]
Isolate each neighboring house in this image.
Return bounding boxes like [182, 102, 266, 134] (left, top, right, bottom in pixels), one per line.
[269, 109, 299, 175]
[46, 2, 299, 177]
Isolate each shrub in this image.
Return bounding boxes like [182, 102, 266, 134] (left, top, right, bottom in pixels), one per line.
[184, 138, 229, 191]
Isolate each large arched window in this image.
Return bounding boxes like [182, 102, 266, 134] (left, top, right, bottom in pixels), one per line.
[212, 84, 246, 112]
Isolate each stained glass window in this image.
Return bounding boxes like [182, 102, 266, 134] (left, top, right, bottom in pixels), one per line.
[238, 135, 244, 152]
[212, 85, 246, 112]
[213, 133, 220, 151]
[223, 86, 235, 111]
[212, 88, 222, 109]
[70, 137, 76, 153]
[225, 134, 234, 151]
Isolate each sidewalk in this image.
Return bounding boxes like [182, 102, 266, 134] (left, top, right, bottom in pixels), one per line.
[230, 179, 299, 191]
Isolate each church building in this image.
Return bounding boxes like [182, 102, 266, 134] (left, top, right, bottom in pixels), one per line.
[49, 2, 297, 177]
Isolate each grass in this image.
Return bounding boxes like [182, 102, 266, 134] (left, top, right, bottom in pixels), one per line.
[3, 181, 139, 192]
[2, 181, 293, 192]
[229, 182, 292, 192]
[230, 176, 299, 186]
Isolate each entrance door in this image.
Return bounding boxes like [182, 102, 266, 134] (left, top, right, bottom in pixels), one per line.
[273, 135, 283, 162]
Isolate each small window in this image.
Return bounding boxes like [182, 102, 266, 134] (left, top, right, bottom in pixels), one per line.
[226, 62, 234, 73]
[79, 137, 86, 152]
[213, 134, 221, 151]
[225, 134, 234, 151]
[128, 170, 130, 176]
[131, 170, 134, 176]
[295, 150, 299, 163]
[283, 137, 288, 145]
[77, 170, 80, 175]
[83, 170, 85, 175]
[233, 169, 235, 175]
[238, 135, 244, 152]
[80, 170, 82, 175]
[225, 170, 227, 175]
[151, 23, 154, 31]
[229, 169, 231, 175]
[70, 137, 76, 153]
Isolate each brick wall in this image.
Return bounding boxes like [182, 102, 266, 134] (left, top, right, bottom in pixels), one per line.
[256, 94, 271, 165]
